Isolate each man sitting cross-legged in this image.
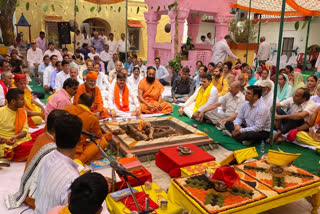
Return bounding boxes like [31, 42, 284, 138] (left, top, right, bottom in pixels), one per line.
[34, 113, 83, 214]
[178, 73, 218, 121]
[138, 66, 173, 114]
[204, 81, 245, 130]
[0, 89, 34, 161]
[13, 74, 44, 127]
[272, 87, 316, 144]
[65, 93, 112, 164]
[224, 85, 271, 146]
[73, 71, 109, 119]
[48, 172, 109, 214]
[164, 67, 194, 104]
[4, 110, 69, 210]
[45, 78, 79, 119]
[108, 72, 141, 118]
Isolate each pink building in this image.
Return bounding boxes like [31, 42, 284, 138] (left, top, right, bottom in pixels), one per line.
[144, 0, 236, 72]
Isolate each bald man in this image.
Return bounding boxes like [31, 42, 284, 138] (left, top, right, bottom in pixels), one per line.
[0, 71, 13, 106]
[204, 81, 245, 130]
[108, 60, 123, 83]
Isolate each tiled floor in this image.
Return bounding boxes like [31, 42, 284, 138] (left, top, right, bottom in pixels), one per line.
[0, 145, 318, 214]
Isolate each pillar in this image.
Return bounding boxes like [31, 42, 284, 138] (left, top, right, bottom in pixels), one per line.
[215, 14, 233, 42]
[144, 11, 161, 65]
[187, 14, 203, 44]
[168, 8, 190, 58]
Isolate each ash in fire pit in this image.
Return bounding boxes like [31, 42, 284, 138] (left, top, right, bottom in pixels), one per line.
[123, 121, 182, 141]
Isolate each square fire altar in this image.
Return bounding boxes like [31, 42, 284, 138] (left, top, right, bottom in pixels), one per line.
[101, 116, 213, 157]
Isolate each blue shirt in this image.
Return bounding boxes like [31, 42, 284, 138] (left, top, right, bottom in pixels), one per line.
[90, 37, 105, 53]
[39, 63, 50, 74]
[50, 69, 58, 89]
[234, 99, 271, 133]
[124, 62, 132, 71]
[80, 49, 90, 57]
[194, 75, 201, 89]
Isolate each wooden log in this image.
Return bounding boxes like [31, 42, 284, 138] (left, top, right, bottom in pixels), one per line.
[127, 124, 149, 141]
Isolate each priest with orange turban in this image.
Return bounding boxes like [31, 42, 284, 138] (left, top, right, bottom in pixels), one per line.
[73, 71, 109, 119]
[13, 74, 44, 127]
[138, 66, 173, 114]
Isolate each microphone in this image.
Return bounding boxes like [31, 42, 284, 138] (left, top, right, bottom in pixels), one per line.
[110, 160, 141, 182]
[81, 130, 102, 139]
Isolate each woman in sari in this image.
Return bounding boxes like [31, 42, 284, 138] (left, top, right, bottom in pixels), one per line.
[254, 68, 274, 89]
[290, 72, 305, 92]
[247, 68, 258, 86]
[277, 73, 293, 102]
[306, 75, 318, 96]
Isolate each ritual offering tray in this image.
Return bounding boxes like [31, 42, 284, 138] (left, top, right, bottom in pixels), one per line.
[102, 117, 213, 157]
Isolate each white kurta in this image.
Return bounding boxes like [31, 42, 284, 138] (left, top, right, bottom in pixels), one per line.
[211, 39, 237, 65]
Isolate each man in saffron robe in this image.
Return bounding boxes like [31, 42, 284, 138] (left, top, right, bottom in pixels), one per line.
[73, 71, 109, 119]
[24, 109, 69, 209]
[45, 78, 79, 119]
[138, 66, 173, 114]
[178, 73, 219, 121]
[13, 74, 44, 127]
[0, 89, 33, 161]
[0, 71, 13, 106]
[65, 93, 112, 164]
[108, 72, 141, 118]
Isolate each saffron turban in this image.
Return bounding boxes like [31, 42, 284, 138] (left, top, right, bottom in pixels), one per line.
[86, 71, 98, 80]
[14, 74, 27, 83]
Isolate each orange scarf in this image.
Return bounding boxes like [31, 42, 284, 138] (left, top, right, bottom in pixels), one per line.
[315, 111, 320, 128]
[15, 108, 26, 134]
[114, 84, 129, 112]
[59, 205, 71, 214]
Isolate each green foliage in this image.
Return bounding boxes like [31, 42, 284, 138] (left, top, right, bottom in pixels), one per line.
[26, 2, 29, 10]
[75, 5, 79, 12]
[136, 6, 139, 14]
[97, 5, 101, 13]
[168, 3, 175, 11]
[168, 54, 182, 75]
[51, 4, 55, 12]
[118, 6, 121, 12]
[90, 6, 95, 12]
[157, 6, 160, 12]
[294, 21, 300, 31]
[301, 20, 308, 30]
[42, 5, 48, 12]
[228, 19, 257, 43]
[16, 1, 20, 7]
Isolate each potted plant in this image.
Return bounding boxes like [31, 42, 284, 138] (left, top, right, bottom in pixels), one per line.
[168, 54, 182, 85]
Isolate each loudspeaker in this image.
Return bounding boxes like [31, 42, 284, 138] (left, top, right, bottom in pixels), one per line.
[58, 22, 71, 44]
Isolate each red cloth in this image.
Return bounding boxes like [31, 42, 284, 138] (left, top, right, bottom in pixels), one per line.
[120, 191, 159, 212]
[212, 166, 240, 188]
[116, 166, 152, 190]
[155, 144, 215, 178]
[287, 128, 298, 142]
[11, 128, 43, 161]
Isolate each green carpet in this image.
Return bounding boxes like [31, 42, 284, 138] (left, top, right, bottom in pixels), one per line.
[170, 105, 320, 175]
[29, 78, 320, 175]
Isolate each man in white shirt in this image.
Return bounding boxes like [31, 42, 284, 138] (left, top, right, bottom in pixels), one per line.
[109, 72, 140, 118]
[35, 31, 46, 53]
[199, 35, 207, 44]
[154, 57, 169, 85]
[137, 57, 147, 78]
[0, 71, 13, 107]
[99, 31, 108, 43]
[34, 113, 82, 214]
[107, 33, 118, 55]
[178, 73, 219, 120]
[128, 67, 143, 96]
[43, 55, 58, 92]
[80, 32, 91, 48]
[107, 53, 118, 73]
[205, 32, 214, 45]
[273, 88, 316, 143]
[100, 44, 112, 72]
[88, 47, 100, 60]
[117, 33, 130, 63]
[256, 36, 271, 64]
[75, 30, 82, 49]
[70, 67, 84, 85]
[108, 61, 123, 83]
[7, 41, 23, 60]
[211, 35, 239, 65]
[55, 60, 70, 91]
[204, 81, 245, 129]
[27, 40, 43, 78]
[44, 42, 63, 61]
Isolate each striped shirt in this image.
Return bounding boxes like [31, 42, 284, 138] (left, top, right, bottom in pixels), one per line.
[234, 99, 271, 133]
[34, 150, 79, 214]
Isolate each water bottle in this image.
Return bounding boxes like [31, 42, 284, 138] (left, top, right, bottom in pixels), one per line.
[260, 140, 265, 154]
